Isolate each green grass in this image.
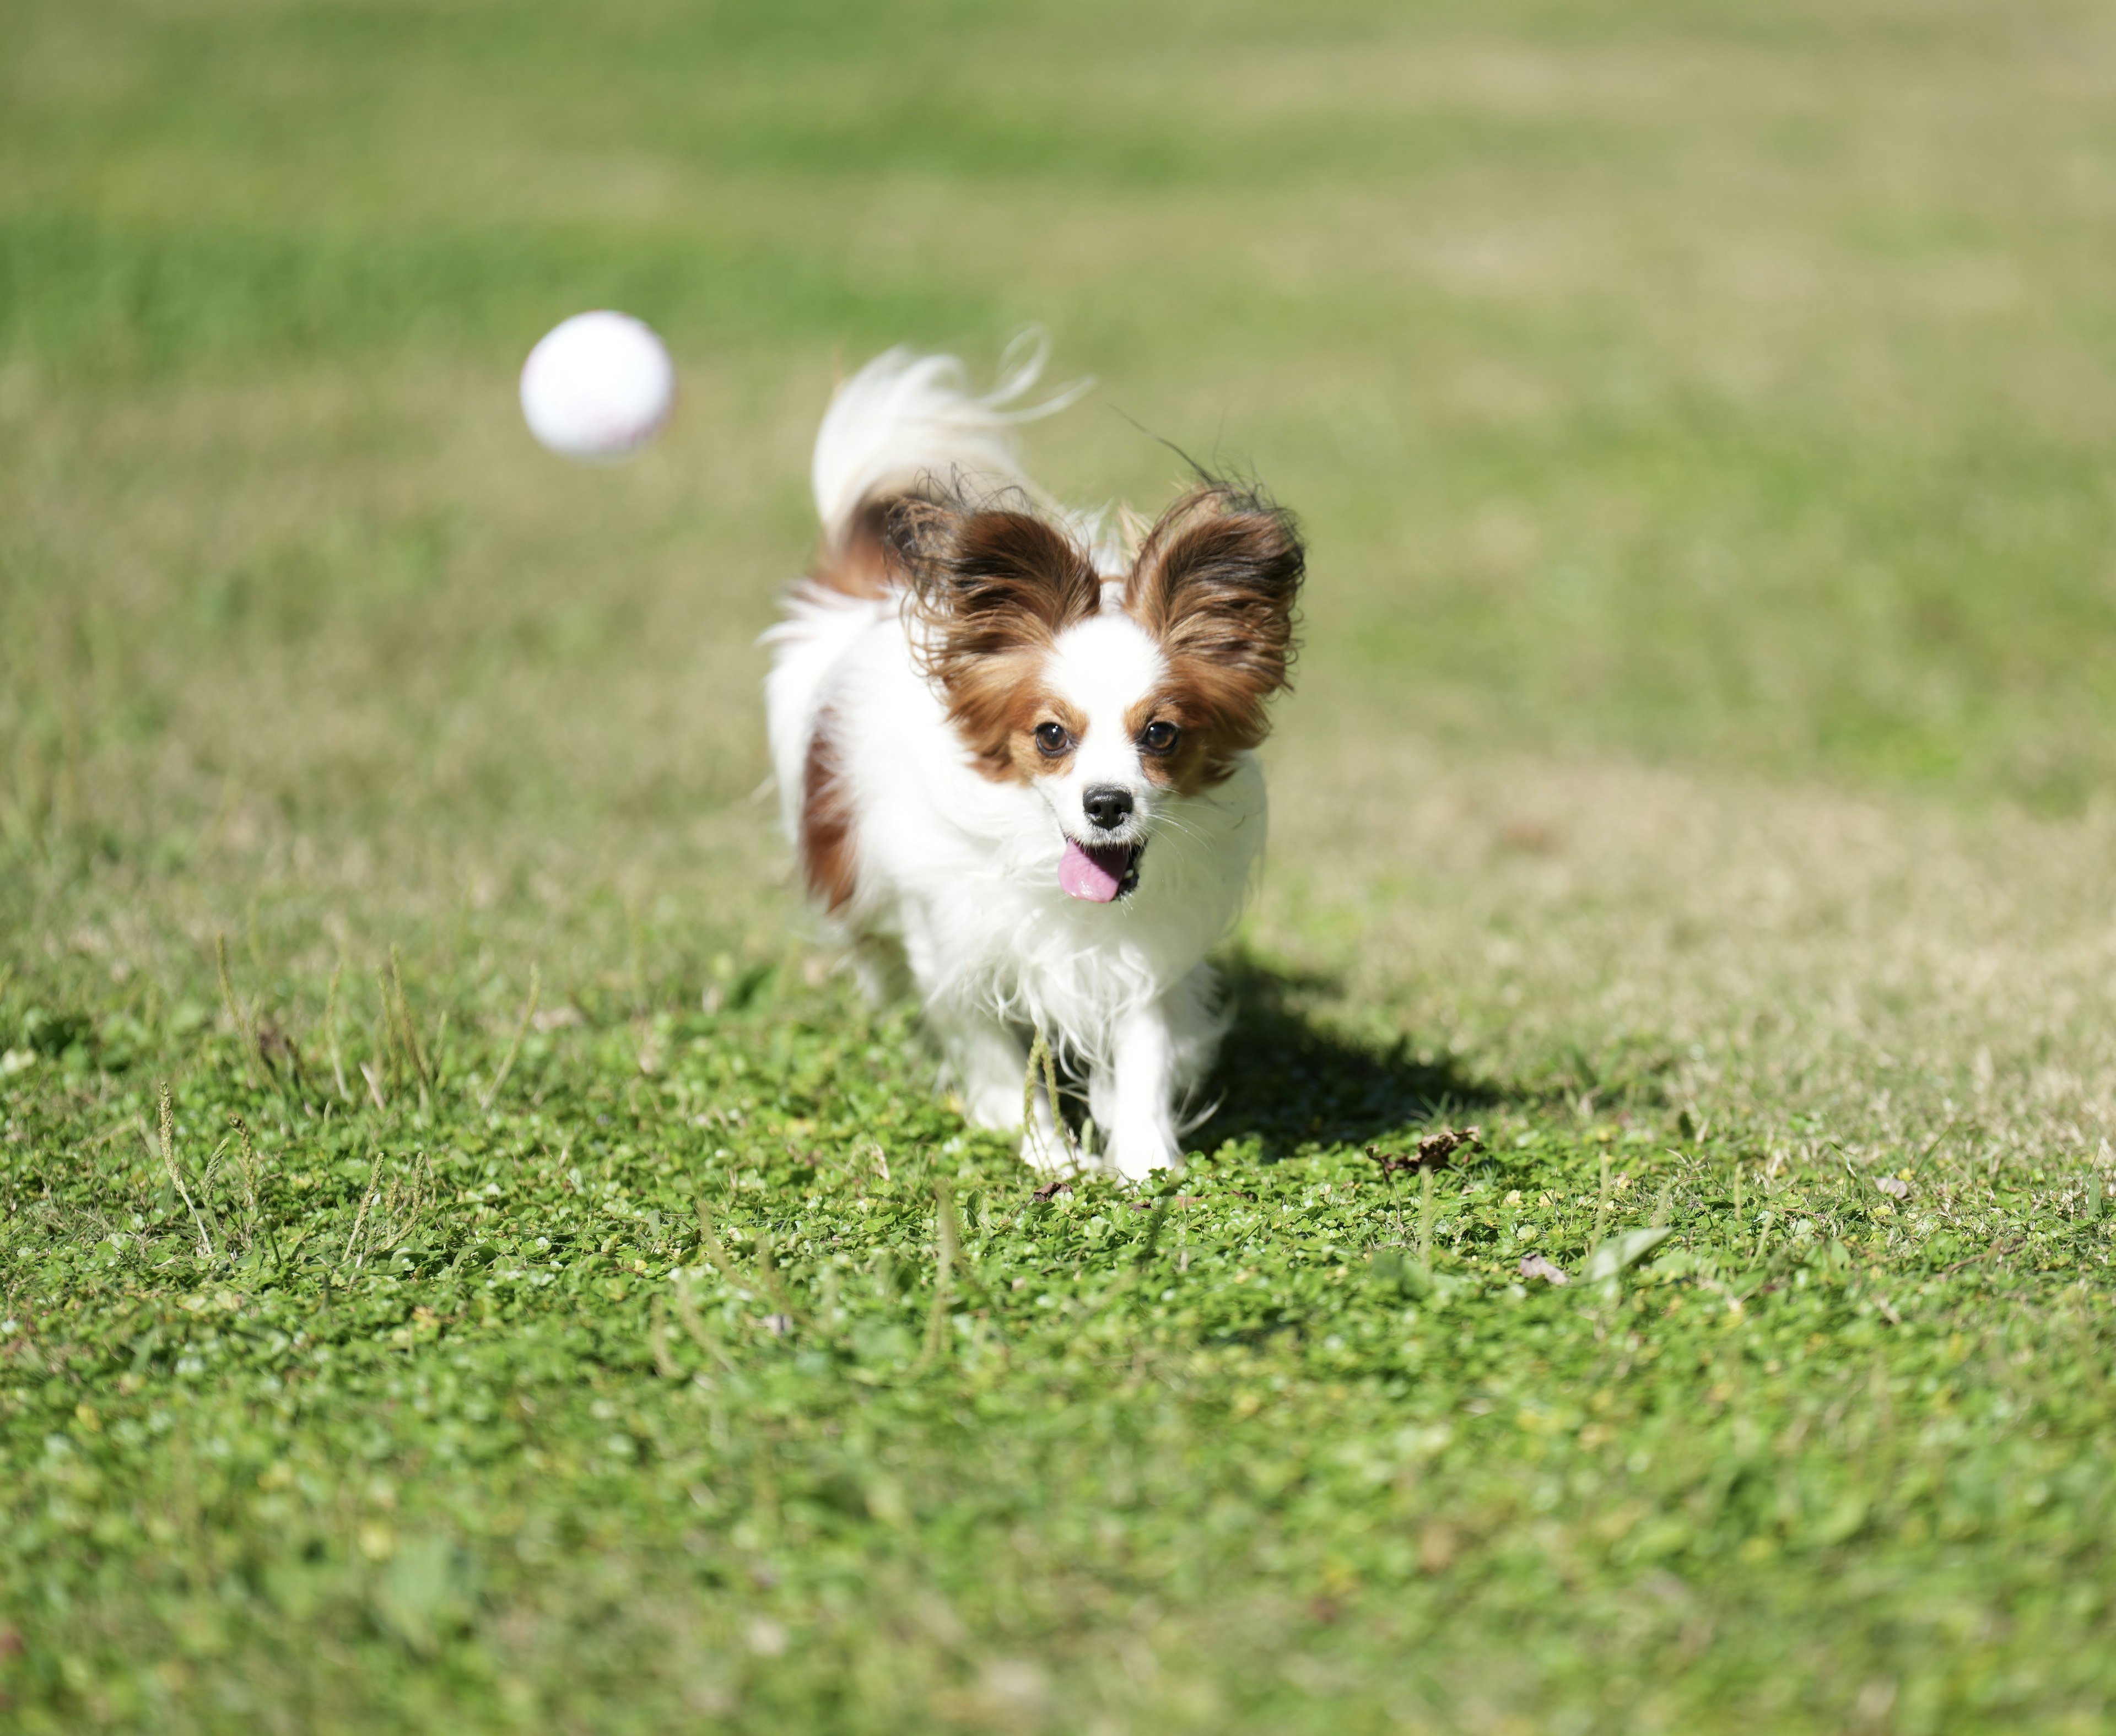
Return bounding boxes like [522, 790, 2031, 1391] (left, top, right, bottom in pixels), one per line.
[5, 972, 2114, 1732]
[7, 0, 2116, 1729]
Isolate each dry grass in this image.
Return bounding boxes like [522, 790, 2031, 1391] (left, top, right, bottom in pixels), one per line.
[1260, 709, 2116, 1160]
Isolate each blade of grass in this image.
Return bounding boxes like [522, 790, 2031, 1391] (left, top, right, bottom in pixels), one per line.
[479, 965, 539, 1111]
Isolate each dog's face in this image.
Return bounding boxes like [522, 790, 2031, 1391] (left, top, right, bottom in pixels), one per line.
[892, 485, 1304, 902]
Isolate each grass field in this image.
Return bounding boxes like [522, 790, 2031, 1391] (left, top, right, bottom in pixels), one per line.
[7, 1, 2116, 1730]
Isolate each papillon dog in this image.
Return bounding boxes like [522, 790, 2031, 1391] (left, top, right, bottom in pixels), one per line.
[765, 341, 1304, 1178]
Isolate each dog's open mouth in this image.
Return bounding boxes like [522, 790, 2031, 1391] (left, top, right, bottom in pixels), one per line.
[1059, 837, 1143, 904]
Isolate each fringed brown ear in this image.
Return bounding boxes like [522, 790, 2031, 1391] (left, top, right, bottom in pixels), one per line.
[890, 502, 1102, 654]
[887, 500, 1104, 780]
[1124, 484, 1304, 775]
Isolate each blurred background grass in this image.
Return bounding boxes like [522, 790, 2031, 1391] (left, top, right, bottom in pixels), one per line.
[8, 0, 2116, 868]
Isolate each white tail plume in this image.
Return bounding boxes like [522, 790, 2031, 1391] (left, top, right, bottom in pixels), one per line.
[809, 331, 1090, 542]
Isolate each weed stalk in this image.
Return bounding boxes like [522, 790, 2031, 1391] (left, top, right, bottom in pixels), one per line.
[918, 1178, 961, 1370]
[342, 1151, 384, 1270]
[156, 1084, 215, 1264]
[1419, 1164, 1436, 1279]
[1021, 1028, 1075, 1169]
[325, 959, 351, 1104]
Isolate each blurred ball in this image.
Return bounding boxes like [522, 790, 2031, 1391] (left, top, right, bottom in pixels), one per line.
[519, 311, 676, 461]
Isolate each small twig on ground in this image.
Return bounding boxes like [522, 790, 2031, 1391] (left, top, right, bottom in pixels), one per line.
[1937, 1237, 2022, 1277]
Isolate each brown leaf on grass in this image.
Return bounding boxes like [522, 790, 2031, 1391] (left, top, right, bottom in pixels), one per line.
[1367, 1127, 1482, 1176]
[1519, 1253, 1569, 1285]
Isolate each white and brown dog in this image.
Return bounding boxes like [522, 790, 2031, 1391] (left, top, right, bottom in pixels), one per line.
[765, 343, 1304, 1178]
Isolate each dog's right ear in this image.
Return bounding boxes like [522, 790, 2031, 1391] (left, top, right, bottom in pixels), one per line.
[888, 499, 1102, 658]
[1123, 483, 1304, 760]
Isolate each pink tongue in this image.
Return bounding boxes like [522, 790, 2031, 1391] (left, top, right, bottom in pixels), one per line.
[1059, 838, 1129, 902]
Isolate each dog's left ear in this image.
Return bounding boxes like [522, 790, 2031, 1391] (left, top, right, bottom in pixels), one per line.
[1125, 484, 1305, 750]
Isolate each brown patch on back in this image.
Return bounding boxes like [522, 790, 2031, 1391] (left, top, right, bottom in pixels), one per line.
[809, 497, 899, 601]
[888, 502, 1103, 781]
[1123, 484, 1305, 789]
[800, 712, 859, 912]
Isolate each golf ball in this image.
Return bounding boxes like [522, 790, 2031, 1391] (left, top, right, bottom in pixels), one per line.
[519, 311, 676, 461]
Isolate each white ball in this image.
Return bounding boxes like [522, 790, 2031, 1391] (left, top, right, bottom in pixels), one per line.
[519, 311, 676, 462]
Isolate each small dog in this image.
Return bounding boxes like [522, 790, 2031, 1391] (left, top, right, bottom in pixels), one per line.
[765, 342, 1304, 1178]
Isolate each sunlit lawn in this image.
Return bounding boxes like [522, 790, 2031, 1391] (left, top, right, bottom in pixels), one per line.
[5, 2, 2116, 1729]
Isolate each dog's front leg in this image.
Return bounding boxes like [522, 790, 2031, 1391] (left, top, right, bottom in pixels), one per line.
[933, 1006, 1067, 1171]
[1092, 1000, 1181, 1182]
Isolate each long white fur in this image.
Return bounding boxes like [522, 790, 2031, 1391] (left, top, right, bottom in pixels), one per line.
[765, 344, 1267, 1179]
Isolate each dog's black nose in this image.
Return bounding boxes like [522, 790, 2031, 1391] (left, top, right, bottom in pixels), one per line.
[1083, 786, 1134, 830]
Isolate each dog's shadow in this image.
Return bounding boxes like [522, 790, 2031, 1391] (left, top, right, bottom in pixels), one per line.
[1197, 954, 1505, 1161]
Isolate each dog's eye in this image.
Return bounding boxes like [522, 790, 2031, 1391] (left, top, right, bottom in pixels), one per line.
[1034, 722, 1070, 755]
[1140, 721, 1179, 754]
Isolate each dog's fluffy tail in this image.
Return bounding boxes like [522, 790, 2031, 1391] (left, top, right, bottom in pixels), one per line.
[809, 333, 1088, 551]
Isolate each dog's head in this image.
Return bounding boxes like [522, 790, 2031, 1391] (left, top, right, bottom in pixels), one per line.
[889, 483, 1304, 902]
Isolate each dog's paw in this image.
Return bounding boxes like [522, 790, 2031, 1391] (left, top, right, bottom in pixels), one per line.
[1102, 1128, 1180, 1183]
[1018, 1121, 1077, 1174]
